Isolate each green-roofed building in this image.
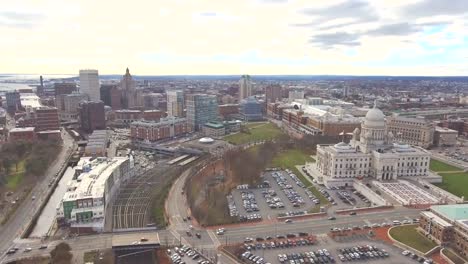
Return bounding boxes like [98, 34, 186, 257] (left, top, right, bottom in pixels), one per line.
[420, 204, 468, 259]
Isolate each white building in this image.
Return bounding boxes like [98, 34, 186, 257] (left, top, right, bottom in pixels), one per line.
[79, 69, 100, 102]
[167, 90, 184, 117]
[307, 103, 431, 188]
[239, 75, 252, 101]
[56, 156, 134, 232]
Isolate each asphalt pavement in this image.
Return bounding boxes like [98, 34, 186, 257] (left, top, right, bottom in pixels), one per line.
[0, 131, 75, 264]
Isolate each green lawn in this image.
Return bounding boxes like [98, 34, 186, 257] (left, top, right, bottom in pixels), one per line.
[389, 225, 437, 253]
[430, 159, 462, 172]
[224, 122, 284, 145]
[6, 160, 26, 190]
[442, 248, 466, 264]
[435, 172, 468, 199]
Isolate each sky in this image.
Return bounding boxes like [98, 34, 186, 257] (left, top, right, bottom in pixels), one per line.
[1, 0, 468, 76]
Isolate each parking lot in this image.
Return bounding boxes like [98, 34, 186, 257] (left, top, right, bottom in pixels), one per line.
[317, 187, 371, 209]
[230, 170, 318, 221]
[238, 234, 421, 264]
[167, 245, 213, 264]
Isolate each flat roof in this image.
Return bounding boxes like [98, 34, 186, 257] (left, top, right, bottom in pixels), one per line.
[204, 122, 224, 128]
[63, 157, 128, 201]
[10, 127, 35, 132]
[432, 204, 468, 221]
[421, 211, 452, 227]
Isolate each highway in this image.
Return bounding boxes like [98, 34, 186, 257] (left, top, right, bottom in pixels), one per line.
[0, 130, 75, 264]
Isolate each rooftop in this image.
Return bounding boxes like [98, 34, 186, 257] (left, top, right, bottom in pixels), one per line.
[10, 127, 35, 132]
[421, 211, 452, 227]
[204, 121, 224, 129]
[432, 204, 468, 221]
[63, 157, 129, 201]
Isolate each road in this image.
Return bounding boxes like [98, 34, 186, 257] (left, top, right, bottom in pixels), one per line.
[0, 130, 75, 263]
[1, 146, 426, 264]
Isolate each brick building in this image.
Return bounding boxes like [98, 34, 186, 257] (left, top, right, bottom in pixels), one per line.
[35, 107, 60, 131]
[9, 127, 36, 142]
[419, 204, 468, 259]
[130, 117, 191, 142]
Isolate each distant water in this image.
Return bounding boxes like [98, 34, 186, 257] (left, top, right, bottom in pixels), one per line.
[0, 74, 76, 92]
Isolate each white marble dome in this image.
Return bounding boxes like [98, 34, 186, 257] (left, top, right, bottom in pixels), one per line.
[364, 106, 385, 127]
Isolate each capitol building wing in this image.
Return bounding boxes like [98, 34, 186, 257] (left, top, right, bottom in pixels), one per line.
[311, 103, 431, 188]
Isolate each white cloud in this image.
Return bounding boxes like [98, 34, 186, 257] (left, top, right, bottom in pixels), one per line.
[0, 0, 467, 75]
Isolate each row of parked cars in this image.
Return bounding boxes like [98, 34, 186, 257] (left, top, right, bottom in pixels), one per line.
[286, 169, 307, 189]
[318, 189, 337, 205]
[305, 189, 321, 205]
[402, 250, 434, 264]
[272, 172, 305, 207]
[262, 189, 285, 209]
[278, 248, 336, 264]
[337, 245, 389, 262]
[336, 191, 356, 205]
[244, 236, 316, 251]
[241, 251, 270, 264]
[168, 245, 211, 264]
[227, 194, 239, 217]
[241, 191, 259, 213]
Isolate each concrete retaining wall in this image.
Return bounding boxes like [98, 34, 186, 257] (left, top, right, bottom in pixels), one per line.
[353, 180, 389, 206]
[418, 179, 464, 203]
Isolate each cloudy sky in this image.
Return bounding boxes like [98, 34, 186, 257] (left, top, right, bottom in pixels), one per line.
[1, 0, 468, 75]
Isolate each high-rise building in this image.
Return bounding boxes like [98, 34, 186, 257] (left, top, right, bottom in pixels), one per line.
[60, 93, 88, 121]
[265, 84, 283, 103]
[79, 69, 100, 101]
[186, 94, 218, 131]
[78, 101, 105, 133]
[240, 97, 263, 121]
[54, 82, 77, 96]
[5, 91, 21, 113]
[167, 90, 184, 117]
[100, 84, 115, 107]
[239, 75, 253, 101]
[119, 68, 142, 109]
[35, 107, 60, 131]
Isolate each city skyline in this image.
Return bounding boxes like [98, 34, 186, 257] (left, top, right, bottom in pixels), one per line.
[1, 0, 468, 75]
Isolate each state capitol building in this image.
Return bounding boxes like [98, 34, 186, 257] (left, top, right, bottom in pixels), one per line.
[310, 103, 431, 188]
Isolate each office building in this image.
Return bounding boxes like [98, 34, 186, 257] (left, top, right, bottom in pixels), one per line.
[186, 94, 218, 131]
[56, 156, 134, 233]
[239, 75, 253, 101]
[433, 127, 458, 146]
[54, 82, 77, 96]
[420, 204, 468, 259]
[386, 115, 434, 149]
[218, 104, 240, 120]
[130, 117, 191, 142]
[35, 107, 60, 131]
[308, 103, 431, 188]
[79, 101, 105, 133]
[60, 93, 88, 121]
[240, 97, 263, 121]
[100, 84, 122, 110]
[289, 89, 305, 100]
[119, 68, 141, 109]
[79, 69, 100, 101]
[202, 121, 226, 138]
[5, 91, 21, 113]
[265, 84, 282, 103]
[84, 130, 108, 156]
[167, 90, 184, 117]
